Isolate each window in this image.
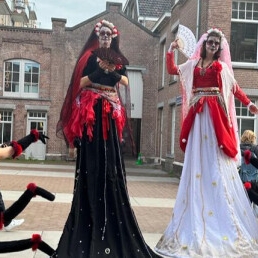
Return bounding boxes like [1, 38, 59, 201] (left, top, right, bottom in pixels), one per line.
[232, 1, 258, 20]
[0, 110, 13, 143]
[169, 104, 176, 155]
[28, 111, 47, 133]
[28, 111, 46, 119]
[157, 107, 163, 158]
[235, 99, 257, 137]
[160, 40, 167, 87]
[4, 59, 40, 98]
[231, 1, 258, 63]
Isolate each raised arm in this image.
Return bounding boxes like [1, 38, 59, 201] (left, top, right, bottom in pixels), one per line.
[166, 40, 180, 75]
[234, 84, 258, 114]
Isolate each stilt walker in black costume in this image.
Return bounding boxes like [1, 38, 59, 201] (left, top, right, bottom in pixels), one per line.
[55, 20, 161, 257]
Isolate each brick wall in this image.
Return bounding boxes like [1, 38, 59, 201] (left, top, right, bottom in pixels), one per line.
[0, 3, 160, 160]
[155, 0, 258, 173]
[0, 0, 256, 166]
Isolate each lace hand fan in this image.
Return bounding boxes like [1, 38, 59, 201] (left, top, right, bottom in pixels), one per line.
[93, 48, 129, 65]
[176, 25, 196, 58]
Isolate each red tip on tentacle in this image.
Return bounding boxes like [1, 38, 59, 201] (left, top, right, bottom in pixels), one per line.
[0, 212, 3, 230]
[31, 234, 42, 251]
[30, 129, 39, 142]
[27, 182, 37, 196]
[244, 181, 252, 191]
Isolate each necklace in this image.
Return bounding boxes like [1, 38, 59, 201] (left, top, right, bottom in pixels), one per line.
[200, 59, 213, 76]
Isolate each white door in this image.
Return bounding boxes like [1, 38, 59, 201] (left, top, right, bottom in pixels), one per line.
[126, 70, 143, 119]
[159, 108, 163, 160]
[25, 116, 47, 160]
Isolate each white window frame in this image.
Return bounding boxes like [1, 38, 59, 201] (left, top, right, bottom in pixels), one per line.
[232, 1, 258, 20]
[4, 59, 40, 98]
[231, 1, 258, 67]
[161, 39, 166, 87]
[235, 98, 258, 137]
[157, 106, 164, 159]
[0, 110, 13, 144]
[170, 104, 176, 155]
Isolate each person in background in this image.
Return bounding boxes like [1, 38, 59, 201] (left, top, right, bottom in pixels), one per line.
[240, 130, 258, 216]
[155, 28, 258, 257]
[240, 129, 258, 182]
[55, 20, 160, 257]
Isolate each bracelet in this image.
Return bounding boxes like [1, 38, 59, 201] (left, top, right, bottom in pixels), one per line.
[168, 43, 175, 53]
[247, 102, 254, 109]
[168, 47, 175, 53]
[10, 141, 23, 158]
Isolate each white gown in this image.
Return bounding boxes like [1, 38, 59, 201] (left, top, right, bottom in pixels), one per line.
[155, 103, 258, 258]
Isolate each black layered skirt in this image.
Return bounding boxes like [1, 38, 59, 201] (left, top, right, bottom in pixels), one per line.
[55, 100, 160, 258]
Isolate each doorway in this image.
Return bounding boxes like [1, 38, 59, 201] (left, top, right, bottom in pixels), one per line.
[25, 111, 47, 160]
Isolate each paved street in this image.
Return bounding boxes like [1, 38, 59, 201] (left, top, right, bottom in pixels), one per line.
[0, 160, 179, 257]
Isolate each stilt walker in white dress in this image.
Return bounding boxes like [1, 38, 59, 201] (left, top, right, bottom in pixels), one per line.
[155, 28, 258, 258]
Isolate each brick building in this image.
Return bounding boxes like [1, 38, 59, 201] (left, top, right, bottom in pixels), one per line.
[124, 0, 172, 30]
[0, 0, 257, 172]
[151, 0, 258, 174]
[0, 2, 160, 160]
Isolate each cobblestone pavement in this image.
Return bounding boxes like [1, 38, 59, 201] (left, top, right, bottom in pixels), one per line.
[0, 160, 179, 257]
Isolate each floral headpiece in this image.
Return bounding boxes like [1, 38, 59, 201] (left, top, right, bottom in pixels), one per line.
[95, 20, 118, 38]
[206, 28, 224, 38]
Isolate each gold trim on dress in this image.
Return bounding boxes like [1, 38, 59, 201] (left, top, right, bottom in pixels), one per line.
[90, 83, 116, 92]
[193, 87, 220, 95]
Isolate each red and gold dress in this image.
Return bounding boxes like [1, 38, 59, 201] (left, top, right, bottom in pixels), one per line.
[155, 52, 258, 258]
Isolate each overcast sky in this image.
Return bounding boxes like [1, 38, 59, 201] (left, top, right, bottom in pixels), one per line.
[33, 0, 127, 29]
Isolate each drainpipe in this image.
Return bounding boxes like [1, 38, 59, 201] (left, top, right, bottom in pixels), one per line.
[196, 0, 201, 40]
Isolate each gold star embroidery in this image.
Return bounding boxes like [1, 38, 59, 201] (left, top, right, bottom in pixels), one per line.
[223, 236, 228, 241]
[212, 181, 217, 186]
[204, 135, 208, 140]
[182, 245, 188, 250]
[196, 174, 201, 179]
[208, 211, 213, 216]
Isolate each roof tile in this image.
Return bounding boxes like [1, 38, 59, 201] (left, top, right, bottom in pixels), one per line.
[138, 0, 171, 17]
